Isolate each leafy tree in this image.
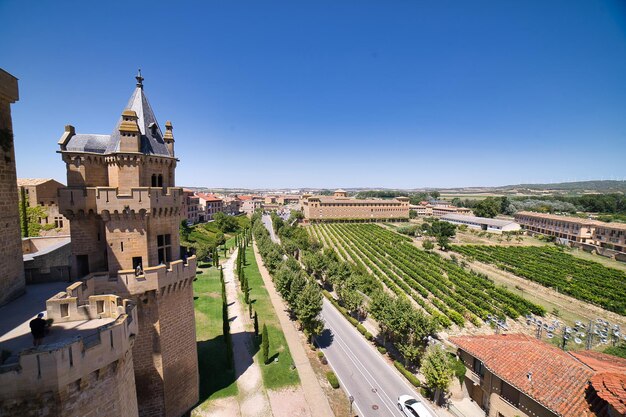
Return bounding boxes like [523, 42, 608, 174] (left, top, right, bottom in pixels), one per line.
[398, 342, 422, 367]
[213, 211, 238, 233]
[430, 220, 456, 250]
[422, 240, 435, 251]
[261, 324, 269, 364]
[473, 197, 501, 218]
[19, 203, 55, 237]
[409, 209, 417, 219]
[421, 345, 453, 404]
[287, 272, 307, 307]
[295, 282, 323, 334]
[180, 219, 192, 241]
[429, 190, 441, 200]
[194, 243, 211, 262]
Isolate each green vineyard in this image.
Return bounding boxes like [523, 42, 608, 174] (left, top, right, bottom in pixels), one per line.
[451, 245, 626, 315]
[308, 223, 545, 328]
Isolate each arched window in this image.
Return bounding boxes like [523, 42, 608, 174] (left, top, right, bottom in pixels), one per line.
[157, 174, 163, 187]
[151, 174, 157, 187]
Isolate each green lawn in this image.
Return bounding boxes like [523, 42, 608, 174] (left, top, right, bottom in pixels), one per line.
[193, 265, 238, 404]
[239, 244, 300, 389]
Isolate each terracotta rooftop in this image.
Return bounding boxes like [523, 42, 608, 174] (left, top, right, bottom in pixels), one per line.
[17, 178, 62, 187]
[451, 334, 596, 417]
[196, 193, 223, 202]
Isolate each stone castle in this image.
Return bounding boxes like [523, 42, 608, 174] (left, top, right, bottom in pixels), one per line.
[0, 71, 199, 417]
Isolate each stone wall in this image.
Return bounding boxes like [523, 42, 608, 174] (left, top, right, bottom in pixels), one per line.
[0, 349, 139, 417]
[0, 69, 25, 306]
[159, 278, 199, 417]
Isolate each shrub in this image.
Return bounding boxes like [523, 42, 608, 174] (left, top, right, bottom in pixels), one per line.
[377, 346, 387, 355]
[326, 371, 340, 389]
[356, 324, 367, 335]
[317, 351, 325, 359]
[394, 361, 420, 387]
[364, 332, 374, 341]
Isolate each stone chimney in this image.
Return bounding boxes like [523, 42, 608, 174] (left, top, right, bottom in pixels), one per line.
[119, 109, 141, 153]
[164, 120, 174, 156]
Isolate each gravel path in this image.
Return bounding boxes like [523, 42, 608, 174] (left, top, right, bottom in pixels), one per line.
[224, 250, 273, 417]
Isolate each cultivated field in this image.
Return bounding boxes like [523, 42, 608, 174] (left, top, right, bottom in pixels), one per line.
[308, 223, 544, 329]
[451, 245, 626, 316]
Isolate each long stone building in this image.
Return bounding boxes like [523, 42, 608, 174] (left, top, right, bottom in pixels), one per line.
[515, 211, 626, 257]
[302, 189, 410, 222]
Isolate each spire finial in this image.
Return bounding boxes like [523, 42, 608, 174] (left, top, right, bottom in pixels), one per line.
[136, 68, 144, 88]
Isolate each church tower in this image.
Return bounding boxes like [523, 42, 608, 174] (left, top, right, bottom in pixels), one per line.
[57, 72, 199, 417]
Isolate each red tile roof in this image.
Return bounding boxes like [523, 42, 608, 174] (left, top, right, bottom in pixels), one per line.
[450, 334, 596, 417]
[196, 193, 223, 202]
[589, 373, 626, 415]
[572, 351, 626, 415]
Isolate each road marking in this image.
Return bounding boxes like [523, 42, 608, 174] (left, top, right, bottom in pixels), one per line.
[321, 355, 365, 417]
[322, 311, 403, 417]
[321, 300, 440, 416]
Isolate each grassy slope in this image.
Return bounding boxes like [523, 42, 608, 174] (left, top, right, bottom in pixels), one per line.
[194, 264, 238, 404]
[240, 244, 300, 389]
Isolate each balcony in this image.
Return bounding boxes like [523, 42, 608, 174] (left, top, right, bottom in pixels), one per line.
[467, 369, 484, 386]
[59, 186, 183, 217]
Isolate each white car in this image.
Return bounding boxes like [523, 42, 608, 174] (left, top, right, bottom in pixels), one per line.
[397, 395, 435, 417]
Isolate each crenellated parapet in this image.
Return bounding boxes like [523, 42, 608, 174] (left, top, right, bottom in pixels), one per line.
[116, 255, 197, 297]
[0, 298, 137, 399]
[59, 186, 183, 219]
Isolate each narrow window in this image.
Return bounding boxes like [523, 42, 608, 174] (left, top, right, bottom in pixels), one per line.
[96, 300, 104, 314]
[60, 303, 69, 317]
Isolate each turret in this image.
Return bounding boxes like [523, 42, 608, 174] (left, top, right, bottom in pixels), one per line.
[118, 109, 141, 153]
[164, 120, 174, 156]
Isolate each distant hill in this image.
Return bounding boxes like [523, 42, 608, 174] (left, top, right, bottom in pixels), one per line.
[499, 180, 626, 193]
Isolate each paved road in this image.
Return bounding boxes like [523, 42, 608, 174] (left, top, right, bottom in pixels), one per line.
[261, 214, 441, 417]
[318, 299, 440, 417]
[262, 214, 281, 244]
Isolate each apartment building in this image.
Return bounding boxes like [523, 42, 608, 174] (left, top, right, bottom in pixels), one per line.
[18, 178, 70, 235]
[302, 189, 410, 222]
[223, 195, 242, 215]
[411, 201, 473, 217]
[451, 334, 626, 417]
[514, 211, 626, 254]
[182, 188, 200, 224]
[196, 193, 224, 221]
[240, 195, 263, 215]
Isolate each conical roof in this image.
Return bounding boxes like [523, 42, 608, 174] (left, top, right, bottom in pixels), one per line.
[63, 74, 172, 157]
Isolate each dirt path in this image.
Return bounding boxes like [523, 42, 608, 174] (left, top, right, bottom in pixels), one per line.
[224, 250, 273, 417]
[252, 242, 334, 417]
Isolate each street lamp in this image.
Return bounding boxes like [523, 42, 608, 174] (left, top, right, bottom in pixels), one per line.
[349, 395, 354, 416]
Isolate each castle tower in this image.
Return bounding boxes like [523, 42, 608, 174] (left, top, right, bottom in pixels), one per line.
[0, 68, 25, 306]
[57, 73, 199, 417]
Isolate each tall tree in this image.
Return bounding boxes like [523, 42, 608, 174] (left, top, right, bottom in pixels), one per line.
[421, 345, 453, 405]
[261, 324, 269, 364]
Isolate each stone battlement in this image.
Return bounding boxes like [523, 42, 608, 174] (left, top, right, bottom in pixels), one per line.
[0, 299, 137, 399]
[116, 255, 197, 296]
[58, 186, 183, 218]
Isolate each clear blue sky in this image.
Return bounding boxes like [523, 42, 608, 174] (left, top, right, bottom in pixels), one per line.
[2, 0, 626, 189]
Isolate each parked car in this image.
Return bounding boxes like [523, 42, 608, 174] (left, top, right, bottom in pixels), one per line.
[397, 395, 435, 417]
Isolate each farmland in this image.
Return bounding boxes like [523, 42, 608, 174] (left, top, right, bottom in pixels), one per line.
[308, 223, 544, 329]
[451, 245, 626, 316]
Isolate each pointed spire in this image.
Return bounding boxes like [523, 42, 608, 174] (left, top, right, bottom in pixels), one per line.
[135, 69, 144, 89]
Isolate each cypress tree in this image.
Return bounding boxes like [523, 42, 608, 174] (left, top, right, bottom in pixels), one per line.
[262, 324, 269, 365]
[243, 277, 249, 304]
[253, 311, 259, 338]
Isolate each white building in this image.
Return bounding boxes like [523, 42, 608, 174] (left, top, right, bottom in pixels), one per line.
[441, 214, 521, 233]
